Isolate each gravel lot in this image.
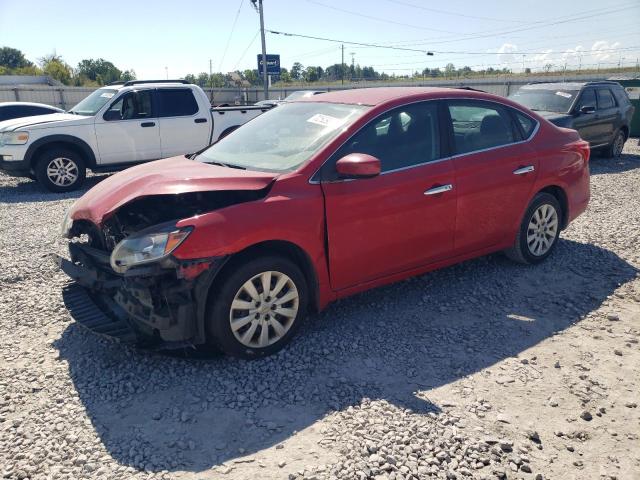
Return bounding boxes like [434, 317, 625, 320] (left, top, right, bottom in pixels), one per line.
[1, 141, 639, 480]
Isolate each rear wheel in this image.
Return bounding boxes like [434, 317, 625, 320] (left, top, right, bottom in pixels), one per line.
[34, 148, 86, 192]
[604, 130, 625, 158]
[505, 192, 562, 264]
[206, 255, 308, 359]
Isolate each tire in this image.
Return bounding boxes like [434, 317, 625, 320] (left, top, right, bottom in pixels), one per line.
[205, 255, 308, 359]
[34, 148, 86, 192]
[604, 129, 626, 158]
[505, 192, 562, 265]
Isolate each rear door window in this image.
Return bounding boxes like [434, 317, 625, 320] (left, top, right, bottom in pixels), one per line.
[157, 89, 199, 117]
[596, 88, 616, 109]
[514, 111, 537, 139]
[447, 101, 515, 155]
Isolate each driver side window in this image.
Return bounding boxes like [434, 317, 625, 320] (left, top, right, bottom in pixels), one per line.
[104, 90, 154, 121]
[575, 89, 596, 112]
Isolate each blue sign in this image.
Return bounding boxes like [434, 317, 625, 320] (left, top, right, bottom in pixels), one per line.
[257, 54, 281, 76]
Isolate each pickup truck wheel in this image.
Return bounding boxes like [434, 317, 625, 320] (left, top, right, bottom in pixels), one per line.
[35, 148, 86, 192]
[605, 130, 626, 158]
[505, 192, 561, 265]
[206, 256, 308, 359]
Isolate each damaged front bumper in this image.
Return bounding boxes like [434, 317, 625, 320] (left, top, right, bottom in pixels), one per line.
[54, 242, 225, 349]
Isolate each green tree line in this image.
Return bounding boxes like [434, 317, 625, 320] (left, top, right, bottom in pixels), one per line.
[0, 46, 136, 86]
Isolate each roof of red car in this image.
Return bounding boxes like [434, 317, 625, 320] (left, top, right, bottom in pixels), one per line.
[294, 87, 491, 106]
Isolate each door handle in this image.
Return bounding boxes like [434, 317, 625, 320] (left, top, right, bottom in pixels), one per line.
[141, 122, 156, 127]
[195, 118, 208, 123]
[513, 165, 535, 175]
[424, 184, 453, 195]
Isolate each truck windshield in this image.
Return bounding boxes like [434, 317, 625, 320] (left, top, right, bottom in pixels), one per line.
[509, 89, 578, 113]
[68, 89, 118, 115]
[197, 102, 369, 172]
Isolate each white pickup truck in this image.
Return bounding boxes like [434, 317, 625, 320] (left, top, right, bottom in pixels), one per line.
[0, 80, 272, 191]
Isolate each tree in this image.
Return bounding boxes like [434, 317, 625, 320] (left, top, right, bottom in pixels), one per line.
[444, 63, 456, 77]
[121, 69, 136, 82]
[303, 66, 319, 82]
[184, 73, 197, 84]
[43, 59, 72, 85]
[77, 58, 122, 85]
[196, 72, 209, 87]
[0, 47, 32, 69]
[291, 62, 304, 80]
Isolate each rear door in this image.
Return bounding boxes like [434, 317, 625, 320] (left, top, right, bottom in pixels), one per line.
[320, 101, 457, 290]
[445, 100, 539, 254]
[157, 88, 211, 157]
[94, 89, 161, 164]
[595, 87, 619, 145]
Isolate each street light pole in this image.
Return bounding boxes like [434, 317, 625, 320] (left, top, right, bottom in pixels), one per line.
[256, 0, 268, 100]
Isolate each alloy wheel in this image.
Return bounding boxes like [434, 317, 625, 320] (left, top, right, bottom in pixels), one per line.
[527, 204, 559, 256]
[229, 270, 299, 348]
[613, 133, 625, 157]
[46, 157, 79, 187]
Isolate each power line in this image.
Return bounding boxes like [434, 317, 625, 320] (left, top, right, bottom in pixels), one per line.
[304, 0, 463, 35]
[384, 0, 529, 24]
[269, 29, 639, 58]
[268, 30, 434, 55]
[232, 30, 260, 71]
[218, 0, 245, 71]
[343, 2, 639, 48]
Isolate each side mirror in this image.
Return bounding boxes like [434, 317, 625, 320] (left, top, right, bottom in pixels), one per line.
[580, 105, 596, 114]
[103, 110, 121, 121]
[335, 153, 381, 179]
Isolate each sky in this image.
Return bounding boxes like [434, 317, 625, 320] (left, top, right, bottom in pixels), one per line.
[1, 0, 639, 79]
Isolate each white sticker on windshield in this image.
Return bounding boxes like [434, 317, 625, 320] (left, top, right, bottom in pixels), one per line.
[555, 91, 572, 98]
[100, 92, 115, 98]
[307, 113, 342, 128]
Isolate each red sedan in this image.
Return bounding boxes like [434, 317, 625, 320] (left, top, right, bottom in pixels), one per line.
[57, 87, 590, 358]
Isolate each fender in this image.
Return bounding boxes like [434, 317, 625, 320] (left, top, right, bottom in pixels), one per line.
[24, 135, 97, 168]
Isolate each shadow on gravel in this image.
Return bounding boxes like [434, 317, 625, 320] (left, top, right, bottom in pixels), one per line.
[590, 146, 640, 175]
[54, 239, 638, 474]
[0, 174, 107, 203]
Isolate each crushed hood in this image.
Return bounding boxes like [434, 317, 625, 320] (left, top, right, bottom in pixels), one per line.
[0, 113, 89, 132]
[70, 156, 279, 226]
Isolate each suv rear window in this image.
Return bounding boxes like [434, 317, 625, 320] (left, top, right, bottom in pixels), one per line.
[157, 89, 198, 117]
[611, 85, 631, 105]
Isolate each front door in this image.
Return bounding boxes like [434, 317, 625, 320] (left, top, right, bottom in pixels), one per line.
[445, 100, 539, 254]
[572, 88, 600, 144]
[320, 101, 457, 291]
[94, 89, 161, 164]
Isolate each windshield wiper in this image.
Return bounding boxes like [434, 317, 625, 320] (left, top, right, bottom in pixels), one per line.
[207, 160, 247, 170]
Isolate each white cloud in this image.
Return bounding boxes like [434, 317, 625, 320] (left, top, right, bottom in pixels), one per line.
[496, 43, 518, 66]
[591, 40, 621, 62]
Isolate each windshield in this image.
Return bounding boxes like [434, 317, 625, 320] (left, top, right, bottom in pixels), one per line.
[69, 88, 118, 115]
[197, 102, 369, 172]
[509, 89, 578, 113]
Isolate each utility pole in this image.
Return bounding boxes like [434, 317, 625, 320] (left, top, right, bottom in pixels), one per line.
[254, 0, 268, 100]
[165, 66, 168, 79]
[522, 55, 525, 74]
[341, 44, 344, 85]
[209, 59, 214, 103]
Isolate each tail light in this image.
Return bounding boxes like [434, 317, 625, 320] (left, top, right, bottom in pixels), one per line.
[576, 140, 590, 164]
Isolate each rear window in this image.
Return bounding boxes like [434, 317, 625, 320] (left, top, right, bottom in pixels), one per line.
[509, 89, 578, 114]
[157, 89, 199, 117]
[611, 86, 630, 106]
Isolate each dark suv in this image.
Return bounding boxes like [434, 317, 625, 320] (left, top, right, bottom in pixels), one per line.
[509, 81, 634, 157]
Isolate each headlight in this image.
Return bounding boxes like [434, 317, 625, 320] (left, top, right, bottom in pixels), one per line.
[1, 131, 29, 145]
[110, 226, 192, 273]
[60, 209, 74, 237]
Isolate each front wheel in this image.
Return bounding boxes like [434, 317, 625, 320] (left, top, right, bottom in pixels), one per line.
[206, 256, 308, 359]
[34, 148, 86, 192]
[505, 192, 562, 264]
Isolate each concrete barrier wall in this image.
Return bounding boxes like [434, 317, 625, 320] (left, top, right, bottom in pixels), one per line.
[0, 73, 615, 109]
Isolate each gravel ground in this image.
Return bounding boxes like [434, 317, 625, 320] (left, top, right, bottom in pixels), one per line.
[1, 141, 639, 480]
